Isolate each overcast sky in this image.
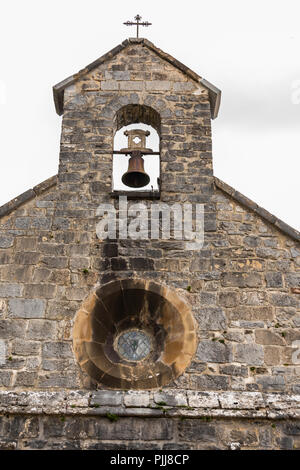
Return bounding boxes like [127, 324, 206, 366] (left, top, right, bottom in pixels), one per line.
[0, 0, 299, 229]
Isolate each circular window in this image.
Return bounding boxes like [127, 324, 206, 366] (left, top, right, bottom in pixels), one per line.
[116, 330, 152, 362]
[73, 279, 197, 390]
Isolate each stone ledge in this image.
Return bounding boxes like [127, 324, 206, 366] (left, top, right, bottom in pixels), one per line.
[0, 175, 57, 219]
[214, 177, 300, 242]
[1, 390, 300, 420]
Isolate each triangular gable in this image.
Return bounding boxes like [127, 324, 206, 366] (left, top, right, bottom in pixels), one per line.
[1, 174, 299, 244]
[53, 38, 221, 119]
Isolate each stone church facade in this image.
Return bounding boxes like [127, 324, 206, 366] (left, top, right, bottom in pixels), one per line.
[0, 37, 299, 450]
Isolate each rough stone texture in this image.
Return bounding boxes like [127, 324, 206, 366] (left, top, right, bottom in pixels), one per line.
[0, 39, 299, 449]
[0, 42, 298, 395]
[0, 390, 300, 449]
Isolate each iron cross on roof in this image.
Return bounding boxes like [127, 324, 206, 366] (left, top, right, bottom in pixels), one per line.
[123, 14, 152, 38]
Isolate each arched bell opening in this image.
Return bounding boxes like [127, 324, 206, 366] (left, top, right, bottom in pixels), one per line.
[112, 105, 161, 192]
[73, 279, 197, 390]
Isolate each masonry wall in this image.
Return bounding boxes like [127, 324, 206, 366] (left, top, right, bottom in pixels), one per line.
[0, 41, 299, 392]
[1, 389, 300, 450]
[1, 415, 300, 450]
[0, 181, 299, 392]
[0, 40, 299, 449]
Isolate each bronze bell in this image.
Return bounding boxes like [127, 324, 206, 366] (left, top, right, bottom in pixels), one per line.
[120, 129, 152, 188]
[121, 151, 150, 188]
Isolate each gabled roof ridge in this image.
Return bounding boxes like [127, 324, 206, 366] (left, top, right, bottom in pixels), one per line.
[52, 38, 221, 118]
[136, 38, 202, 82]
[0, 173, 299, 242]
[0, 175, 57, 219]
[214, 176, 300, 242]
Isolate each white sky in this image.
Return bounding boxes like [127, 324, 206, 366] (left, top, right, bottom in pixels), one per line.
[0, 0, 299, 229]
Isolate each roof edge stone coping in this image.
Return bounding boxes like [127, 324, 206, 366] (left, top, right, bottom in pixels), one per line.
[0, 175, 57, 219]
[0, 174, 298, 243]
[52, 37, 221, 119]
[214, 176, 300, 242]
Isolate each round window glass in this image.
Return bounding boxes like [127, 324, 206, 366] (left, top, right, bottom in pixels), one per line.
[117, 330, 151, 362]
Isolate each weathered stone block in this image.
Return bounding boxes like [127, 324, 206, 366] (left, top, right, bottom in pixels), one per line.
[92, 417, 138, 440]
[70, 257, 90, 270]
[31, 218, 52, 229]
[24, 284, 56, 299]
[0, 319, 27, 339]
[26, 320, 57, 341]
[0, 283, 22, 298]
[42, 342, 73, 358]
[38, 372, 79, 388]
[270, 293, 298, 307]
[64, 417, 90, 440]
[145, 81, 171, 91]
[277, 437, 294, 450]
[241, 291, 267, 306]
[266, 272, 283, 288]
[15, 252, 40, 265]
[264, 346, 281, 366]
[154, 391, 187, 407]
[285, 273, 300, 288]
[219, 291, 239, 307]
[230, 306, 274, 321]
[256, 375, 285, 392]
[178, 420, 216, 441]
[0, 371, 12, 386]
[90, 390, 123, 407]
[141, 418, 173, 441]
[190, 375, 230, 390]
[15, 371, 37, 387]
[256, 247, 281, 259]
[124, 391, 150, 407]
[234, 344, 264, 366]
[12, 339, 40, 356]
[219, 365, 248, 377]
[173, 82, 195, 92]
[197, 340, 232, 363]
[101, 80, 118, 91]
[65, 287, 87, 301]
[219, 391, 264, 409]
[46, 301, 76, 320]
[195, 307, 227, 330]
[190, 258, 211, 272]
[119, 81, 143, 91]
[187, 391, 219, 408]
[15, 217, 31, 229]
[1, 265, 32, 282]
[0, 235, 14, 248]
[284, 423, 300, 435]
[255, 329, 285, 346]
[8, 299, 46, 318]
[43, 416, 65, 437]
[41, 257, 68, 269]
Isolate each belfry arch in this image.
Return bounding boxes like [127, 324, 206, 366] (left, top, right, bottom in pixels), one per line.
[112, 104, 161, 192]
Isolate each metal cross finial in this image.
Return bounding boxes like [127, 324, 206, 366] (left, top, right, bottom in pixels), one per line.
[123, 14, 152, 38]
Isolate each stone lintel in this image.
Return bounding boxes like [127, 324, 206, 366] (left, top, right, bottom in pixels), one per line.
[1, 390, 300, 420]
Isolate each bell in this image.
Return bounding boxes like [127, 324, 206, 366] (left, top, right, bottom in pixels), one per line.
[122, 151, 150, 188]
